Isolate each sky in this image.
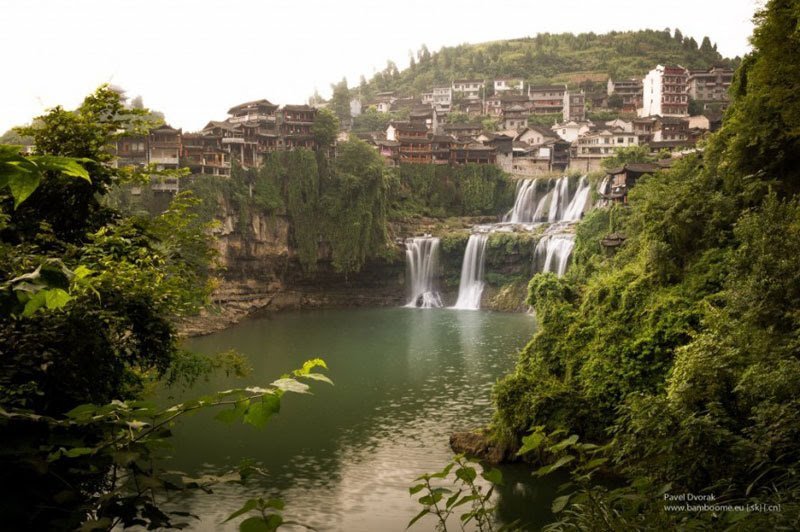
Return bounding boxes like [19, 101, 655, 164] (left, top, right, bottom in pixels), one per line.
[0, 0, 759, 133]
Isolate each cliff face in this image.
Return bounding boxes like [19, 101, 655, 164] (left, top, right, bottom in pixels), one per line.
[181, 204, 537, 335]
[181, 206, 406, 336]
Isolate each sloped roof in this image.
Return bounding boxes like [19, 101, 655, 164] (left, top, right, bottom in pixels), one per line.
[227, 99, 277, 115]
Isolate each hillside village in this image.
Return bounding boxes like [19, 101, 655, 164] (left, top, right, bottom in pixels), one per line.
[105, 60, 732, 199]
[349, 63, 732, 174]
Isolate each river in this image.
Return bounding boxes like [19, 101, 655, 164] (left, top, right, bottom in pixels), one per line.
[164, 307, 559, 531]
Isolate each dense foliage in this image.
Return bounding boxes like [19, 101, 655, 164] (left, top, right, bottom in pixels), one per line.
[358, 29, 738, 99]
[388, 163, 514, 219]
[493, 1, 800, 528]
[0, 87, 222, 529]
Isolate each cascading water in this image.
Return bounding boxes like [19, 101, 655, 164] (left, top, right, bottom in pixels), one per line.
[452, 234, 489, 310]
[404, 237, 443, 308]
[505, 179, 540, 223]
[547, 177, 571, 222]
[562, 176, 591, 222]
[533, 234, 576, 277]
[597, 176, 610, 195]
[409, 175, 592, 311]
[505, 175, 590, 224]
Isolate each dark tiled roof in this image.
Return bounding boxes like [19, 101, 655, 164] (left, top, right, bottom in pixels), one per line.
[394, 123, 429, 133]
[227, 99, 277, 115]
[282, 104, 315, 112]
[529, 84, 567, 92]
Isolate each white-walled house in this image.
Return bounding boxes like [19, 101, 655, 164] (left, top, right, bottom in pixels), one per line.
[494, 78, 524, 93]
[571, 129, 639, 171]
[515, 126, 558, 146]
[552, 120, 592, 143]
[452, 80, 484, 99]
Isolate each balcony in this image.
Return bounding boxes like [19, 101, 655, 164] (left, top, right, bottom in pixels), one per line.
[149, 156, 179, 165]
[229, 114, 275, 124]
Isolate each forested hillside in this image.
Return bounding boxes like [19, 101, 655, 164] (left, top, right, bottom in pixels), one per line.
[353, 29, 738, 98]
[490, 1, 800, 528]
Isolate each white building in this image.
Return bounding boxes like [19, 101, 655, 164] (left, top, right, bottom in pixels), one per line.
[432, 86, 452, 108]
[640, 65, 689, 117]
[452, 80, 484, 99]
[572, 129, 639, 171]
[494, 78, 524, 93]
[552, 121, 592, 143]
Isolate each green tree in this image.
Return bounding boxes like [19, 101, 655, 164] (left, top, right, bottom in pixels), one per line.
[0, 88, 218, 529]
[329, 77, 351, 123]
[312, 108, 339, 148]
[601, 144, 655, 170]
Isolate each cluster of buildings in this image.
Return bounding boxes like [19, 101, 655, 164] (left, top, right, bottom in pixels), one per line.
[353, 64, 732, 174]
[112, 63, 733, 193]
[115, 99, 319, 191]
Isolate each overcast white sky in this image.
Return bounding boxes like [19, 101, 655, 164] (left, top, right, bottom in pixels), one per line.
[0, 0, 758, 133]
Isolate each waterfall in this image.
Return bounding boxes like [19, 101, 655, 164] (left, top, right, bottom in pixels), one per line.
[533, 234, 576, 277]
[548, 177, 572, 223]
[505, 179, 539, 223]
[452, 234, 489, 310]
[506, 176, 589, 224]
[562, 176, 591, 222]
[597, 176, 610, 195]
[404, 237, 443, 308]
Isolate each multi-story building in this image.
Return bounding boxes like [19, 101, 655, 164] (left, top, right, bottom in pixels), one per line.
[640, 65, 689, 117]
[392, 122, 432, 164]
[493, 78, 524, 94]
[277, 104, 316, 150]
[228, 99, 278, 124]
[452, 80, 484, 99]
[571, 128, 639, 171]
[181, 133, 231, 177]
[633, 116, 691, 148]
[687, 67, 734, 111]
[515, 126, 559, 146]
[528, 84, 567, 115]
[607, 78, 643, 113]
[457, 99, 484, 116]
[432, 86, 452, 109]
[430, 135, 454, 165]
[148, 125, 182, 170]
[450, 141, 496, 164]
[115, 135, 148, 168]
[499, 105, 528, 131]
[442, 123, 483, 138]
[511, 138, 571, 175]
[563, 90, 586, 121]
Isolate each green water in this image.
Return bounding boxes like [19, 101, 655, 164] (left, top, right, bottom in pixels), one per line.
[167, 307, 559, 531]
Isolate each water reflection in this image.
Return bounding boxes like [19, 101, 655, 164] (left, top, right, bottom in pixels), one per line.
[165, 308, 546, 531]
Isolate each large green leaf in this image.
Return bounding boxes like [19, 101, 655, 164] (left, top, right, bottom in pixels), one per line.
[32, 155, 91, 181]
[407, 508, 429, 529]
[223, 499, 259, 523]
[271, 378, 310, 394]
[551, 494, 571, 513]
[243, 394, 281, 428]
[6, 162, 41, 208]
[239, 516, 270, 532]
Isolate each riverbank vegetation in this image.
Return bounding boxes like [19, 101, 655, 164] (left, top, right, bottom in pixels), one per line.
[0, 87, 332, 530]
[490, 1, 800, 528]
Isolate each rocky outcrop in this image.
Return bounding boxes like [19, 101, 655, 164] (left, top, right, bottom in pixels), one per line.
[180, 201, 408, 336]
[179, 202, 538, 335]
[449, 431, 514, 464]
